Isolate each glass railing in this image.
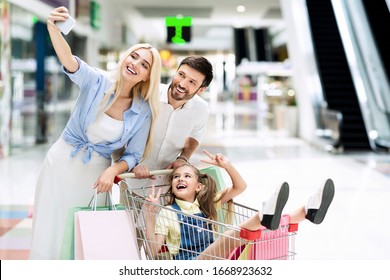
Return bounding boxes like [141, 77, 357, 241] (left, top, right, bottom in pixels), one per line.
[332, 0, 390, 151]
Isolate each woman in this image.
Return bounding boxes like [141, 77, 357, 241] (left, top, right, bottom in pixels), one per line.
[144, 150, 335, 260]
[29, 6, 161, 259]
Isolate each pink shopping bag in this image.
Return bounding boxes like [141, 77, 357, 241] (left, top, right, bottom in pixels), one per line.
[228, 215, 295, 260]
[251, 215, 291, 260]
[74, 209, 140, 260]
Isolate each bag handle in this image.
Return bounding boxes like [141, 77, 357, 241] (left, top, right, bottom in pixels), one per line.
[88, 190, 116, 211]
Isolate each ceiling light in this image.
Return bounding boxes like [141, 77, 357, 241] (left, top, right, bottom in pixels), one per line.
[236, 5, 246, 13]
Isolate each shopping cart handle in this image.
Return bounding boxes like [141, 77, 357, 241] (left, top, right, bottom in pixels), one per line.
[288, 223, 299, 232]
[240, 228, 262, 240]
[114, 169, 173, 183]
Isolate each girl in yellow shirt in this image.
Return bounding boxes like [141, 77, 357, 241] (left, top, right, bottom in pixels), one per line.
[144, 150, 334, 260]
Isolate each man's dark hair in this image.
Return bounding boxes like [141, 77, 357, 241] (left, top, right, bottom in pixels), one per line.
[179, 56, 213, 88]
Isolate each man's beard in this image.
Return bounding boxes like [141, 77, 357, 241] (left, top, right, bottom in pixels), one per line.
[169, 83, 195, 101]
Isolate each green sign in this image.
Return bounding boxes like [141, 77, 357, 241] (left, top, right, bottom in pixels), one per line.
[165, 16, 192, 45]
[90, 1, 101, 30]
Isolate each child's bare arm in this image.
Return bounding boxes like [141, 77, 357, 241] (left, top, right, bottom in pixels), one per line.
[201, 150, 247, 203]
[144, 185, 165, 258]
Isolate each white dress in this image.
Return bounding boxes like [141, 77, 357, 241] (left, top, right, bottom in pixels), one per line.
[29, 113, 123, 259]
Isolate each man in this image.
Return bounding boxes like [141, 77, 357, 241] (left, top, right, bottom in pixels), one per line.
[120, 56, 213, 193]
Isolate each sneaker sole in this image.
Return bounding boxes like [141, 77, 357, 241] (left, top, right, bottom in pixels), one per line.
[270, 182, 290, 230]
[313, 179, 335, 224]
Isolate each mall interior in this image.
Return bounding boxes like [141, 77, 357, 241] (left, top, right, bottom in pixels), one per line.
[0, 0, 390, 261]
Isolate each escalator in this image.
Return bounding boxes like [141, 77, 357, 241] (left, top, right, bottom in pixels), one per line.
[306, 0, 370, 151]
[362, 0, 390, 81]
[360, 0, 390, 150]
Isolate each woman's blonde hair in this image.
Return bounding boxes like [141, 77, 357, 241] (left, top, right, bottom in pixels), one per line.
[99, 43, 162, 158]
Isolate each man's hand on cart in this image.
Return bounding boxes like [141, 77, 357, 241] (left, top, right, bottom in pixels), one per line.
[165, 158, 188, 170]
[144, 184, 162, 214]
[132, 164, 156, 179]
[115, 169, 173, 183]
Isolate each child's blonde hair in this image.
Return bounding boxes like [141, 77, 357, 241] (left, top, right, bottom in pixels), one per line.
[166, 164, 234, 225]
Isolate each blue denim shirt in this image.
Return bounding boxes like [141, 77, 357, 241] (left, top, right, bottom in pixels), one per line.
[61, 56, 152, 170]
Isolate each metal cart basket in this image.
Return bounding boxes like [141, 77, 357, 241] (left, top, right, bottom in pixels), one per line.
[116, 170, 298, 260]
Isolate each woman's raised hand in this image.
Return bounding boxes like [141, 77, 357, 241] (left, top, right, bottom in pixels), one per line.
[47, 6, 69, 31]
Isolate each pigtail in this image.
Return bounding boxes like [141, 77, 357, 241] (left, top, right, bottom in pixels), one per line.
[215, 188, 234, 225]
[166, 164, 235, 228]
[196, 174, 217, 222]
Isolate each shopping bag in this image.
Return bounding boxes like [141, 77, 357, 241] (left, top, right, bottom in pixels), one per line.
[251, 215, 291, 260]
[228, 215, 292, 260]
[74, 208, 140, 260]
[226, 242, 252, 260]
[200, 166, 229, 225]
[60, 205, 84, 260]
[60, 204, 126, 260]
[200, 166, 226, 192]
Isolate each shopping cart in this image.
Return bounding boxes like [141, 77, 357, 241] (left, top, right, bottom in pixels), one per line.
[115, 169, 298, 260]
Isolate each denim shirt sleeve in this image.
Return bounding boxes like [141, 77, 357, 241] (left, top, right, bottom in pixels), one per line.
[62, 56, 108, 91]
[60, 56, 115, 163]
[119, 101, 152, 171]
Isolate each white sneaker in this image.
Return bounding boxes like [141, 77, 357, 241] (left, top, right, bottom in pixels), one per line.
[259, 182, 289, 230]
[305, 179, 335, 224]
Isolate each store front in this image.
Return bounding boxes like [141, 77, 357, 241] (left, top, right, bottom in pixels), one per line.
[0, 0, 12, 158]
[0, 0, 85, 157]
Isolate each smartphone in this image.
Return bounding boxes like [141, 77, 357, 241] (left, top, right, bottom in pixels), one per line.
[55, 15, 76, 35]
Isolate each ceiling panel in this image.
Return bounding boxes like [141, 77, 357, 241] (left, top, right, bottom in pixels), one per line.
[134, 6, 213, 18]
[113, 0, 285, 51]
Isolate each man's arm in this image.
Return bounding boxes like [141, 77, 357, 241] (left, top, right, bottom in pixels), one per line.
[169, 137, 200, 169]
[135, 137, 200, 178]
[179, 137, 199, 161]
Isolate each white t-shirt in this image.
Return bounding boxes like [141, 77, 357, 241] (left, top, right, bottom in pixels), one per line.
[122, 83, 209, 195]
[141, 83, 209, 170]
[87, 113, 123, 144]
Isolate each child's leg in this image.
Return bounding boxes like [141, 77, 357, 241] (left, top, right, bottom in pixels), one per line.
[197, 230, 240, 260]
[197, 183, 290, 260]
[289, 178, 335, 224]
[259, 182, 289, 230]
[233, 182, 290, 230]
[289, 206, 306, 224]
[305, 178, 335, 224]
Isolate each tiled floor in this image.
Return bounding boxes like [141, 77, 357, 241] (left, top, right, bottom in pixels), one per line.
[0, 205, 32, 260]
[1, 103, 390, 260]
